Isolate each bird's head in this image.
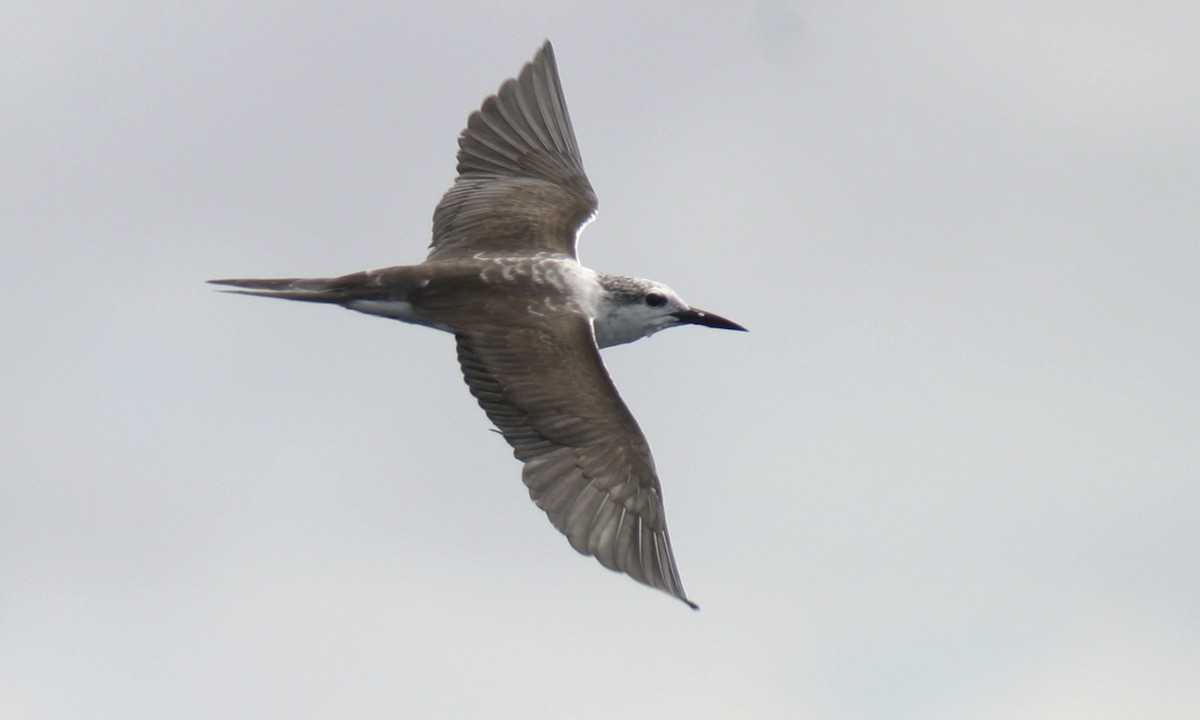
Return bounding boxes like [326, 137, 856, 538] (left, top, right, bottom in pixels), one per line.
[593, 274, 746, 348]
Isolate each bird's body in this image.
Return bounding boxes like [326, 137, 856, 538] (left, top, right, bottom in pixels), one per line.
[212, 42, 744, 608]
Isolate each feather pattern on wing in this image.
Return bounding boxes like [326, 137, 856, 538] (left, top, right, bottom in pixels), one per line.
[429, 41, 597, 261]
[453, 316, 695, 607]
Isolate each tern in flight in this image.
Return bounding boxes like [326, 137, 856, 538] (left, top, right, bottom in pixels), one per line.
[212, 42, 746, 608]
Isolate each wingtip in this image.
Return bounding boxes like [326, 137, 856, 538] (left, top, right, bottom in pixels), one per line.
[535, 40, 557, 67]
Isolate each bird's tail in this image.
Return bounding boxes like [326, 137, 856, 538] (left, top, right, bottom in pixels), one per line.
[207, 276, 350, 304]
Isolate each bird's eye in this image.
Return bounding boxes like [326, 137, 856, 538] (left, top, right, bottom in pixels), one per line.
[644, 292, 666, 307]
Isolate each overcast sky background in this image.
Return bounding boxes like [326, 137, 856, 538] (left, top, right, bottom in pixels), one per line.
[3, 1, 1198, 718]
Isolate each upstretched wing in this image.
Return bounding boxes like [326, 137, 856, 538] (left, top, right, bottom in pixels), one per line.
[453, 314, 696, 607]
[428, 41, 597, 262]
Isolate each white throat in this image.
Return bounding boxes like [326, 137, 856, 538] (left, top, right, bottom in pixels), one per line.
[593, 295, 666, 348]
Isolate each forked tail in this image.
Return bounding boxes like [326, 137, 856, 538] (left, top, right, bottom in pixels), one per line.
[207, 276, 347, 304]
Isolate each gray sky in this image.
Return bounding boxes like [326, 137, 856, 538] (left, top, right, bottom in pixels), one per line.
[3, 1, 1198, 718]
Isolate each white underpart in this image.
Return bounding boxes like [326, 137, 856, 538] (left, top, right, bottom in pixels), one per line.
[555, 260, 602, 318]
[594, 307, 660, 348]
[348, 300, 449, 331]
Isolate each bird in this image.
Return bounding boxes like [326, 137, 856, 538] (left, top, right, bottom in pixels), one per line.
[210, 41, 745, 608]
